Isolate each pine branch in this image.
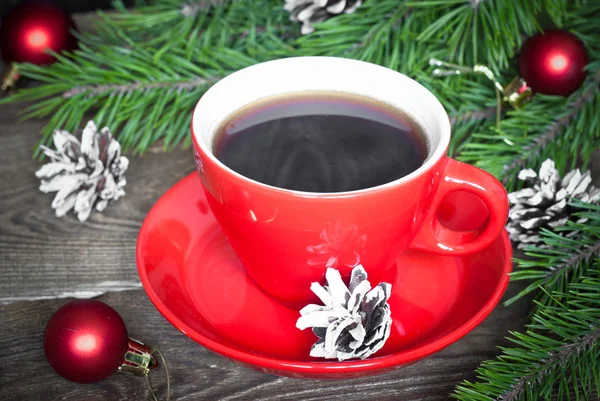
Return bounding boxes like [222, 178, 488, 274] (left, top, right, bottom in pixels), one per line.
[0, 43, 258, 154]
[181, 0, 228, 17]
[89, 0, 293, 54]
[5, 0, 591, 158]
[0, 0, 291, 154]
[292, 0, 405, 60]
[62, 76, 214, 98]
[92, 0, 226, 44]
[454, 201, 600, 400]
[294, 0, 568, 75]
[407, 0, 566, 73]
[458, 2, 600, 189]
[498, 328, 600, 401]
[546, 241, 600, 281]
[449, 106, 497, 125]
[3, 0, 599, 164]
[459, 68, 600, 190]
[453, 249, 600, 400]
[448, 105, 497, 156]
[503, 70, 600, 178]
[506, 202, 600, 306]
[347, 5, 415, 57]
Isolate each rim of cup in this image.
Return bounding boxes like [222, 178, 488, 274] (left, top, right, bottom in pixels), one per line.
[191, 56, 451, 197]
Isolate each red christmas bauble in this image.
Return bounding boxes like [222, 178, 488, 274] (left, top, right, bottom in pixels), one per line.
[519, 29, 588, 97]
[44, 300, 129, 383]
[0, 0, 78, 65]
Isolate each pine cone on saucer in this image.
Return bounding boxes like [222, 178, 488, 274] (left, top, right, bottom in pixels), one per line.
[284, 0, 363, 35]
[506, 159, 600, 248]
[296, 265, 392, 361]
[35, 121, 129, 222]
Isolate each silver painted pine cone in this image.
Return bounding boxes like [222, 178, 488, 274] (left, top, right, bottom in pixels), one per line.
[284, 0, 363, 35]
[506, 159, 600, 248]
[296, 265, 392, 361]
[35, 121, 129, 222]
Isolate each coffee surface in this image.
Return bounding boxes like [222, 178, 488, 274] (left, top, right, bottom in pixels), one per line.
[213, 93, 427, 193]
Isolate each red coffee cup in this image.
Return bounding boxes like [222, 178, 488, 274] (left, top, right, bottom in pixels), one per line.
[191, 57, 508, 308]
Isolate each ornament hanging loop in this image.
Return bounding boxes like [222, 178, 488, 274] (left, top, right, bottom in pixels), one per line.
[430, 58, 473, 77]
[429, 58, 533, 110]
[430, 59, 503, 93]
[429, 58, 533, 127]
[429, 58, 504, 92]
[429, 58, 503, 126]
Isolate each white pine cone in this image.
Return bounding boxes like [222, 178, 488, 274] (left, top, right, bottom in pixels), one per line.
[506, 159, 600, 248]
[284, 0, 363, 35]
[35, 121, 129, 222]
[296, 265, 392, 361]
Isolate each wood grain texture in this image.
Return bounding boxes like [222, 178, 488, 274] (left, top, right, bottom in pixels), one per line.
[1, 96, 598, 401]
[0, 286, 530, 401]
[0, 100, 530, 401]
[0, 101, 194, 303]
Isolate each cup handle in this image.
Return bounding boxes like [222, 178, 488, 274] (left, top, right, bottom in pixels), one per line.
[409, 157, 509, 255]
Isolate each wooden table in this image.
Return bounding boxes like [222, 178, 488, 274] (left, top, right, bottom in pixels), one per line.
[0, 100, 534, 401]
[2, 15, 596, 398]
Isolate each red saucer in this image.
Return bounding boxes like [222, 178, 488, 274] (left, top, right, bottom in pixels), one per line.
[137, 173, 512, 379]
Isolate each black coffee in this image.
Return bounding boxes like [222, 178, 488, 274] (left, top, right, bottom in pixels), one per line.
[213, 93, 428, 193]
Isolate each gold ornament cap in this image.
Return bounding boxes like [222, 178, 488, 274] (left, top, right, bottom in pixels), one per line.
[429, 58, 534, 109]
[118, 338, 159, 376]
[502, 76, 533, 109]
[1, 63, 20, 92]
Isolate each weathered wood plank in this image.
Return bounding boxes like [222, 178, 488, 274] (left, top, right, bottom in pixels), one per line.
[0, 98, 532, 400]
[0, 286, 529, 401]
[0, 102, 194, 302]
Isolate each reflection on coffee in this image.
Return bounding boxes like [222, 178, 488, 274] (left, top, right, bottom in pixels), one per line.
[213, 92, 428, 193]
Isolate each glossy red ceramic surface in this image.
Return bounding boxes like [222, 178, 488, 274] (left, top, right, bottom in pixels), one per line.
[192, 130, 508, 307]
[137, 173, 512, 379]
[190, 57, 509, 307]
